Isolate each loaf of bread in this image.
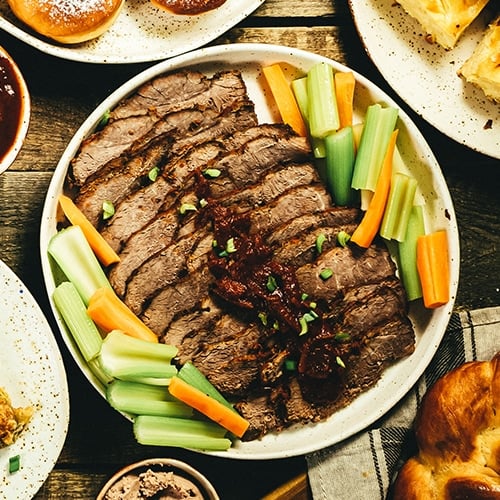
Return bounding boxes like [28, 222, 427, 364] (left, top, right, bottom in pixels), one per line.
[395, 0, 490, 49]
[6, 0, 125, 44]
[392, 352, 500, 498]
[458, 16, 500, 102]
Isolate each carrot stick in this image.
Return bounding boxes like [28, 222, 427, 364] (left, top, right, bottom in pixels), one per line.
[416, 230, 449, 308]
[87, 287, 158, 343]
[351, 129, 399, 248]
[168, 376, 249, 438]
[263, 64, 308, 137]
[58, 194, 120, 267]
[334, 71, 356, 129]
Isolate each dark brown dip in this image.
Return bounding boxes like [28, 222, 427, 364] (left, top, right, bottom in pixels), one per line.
[0, 54, 23, 162]
[155, 0, 226, 15]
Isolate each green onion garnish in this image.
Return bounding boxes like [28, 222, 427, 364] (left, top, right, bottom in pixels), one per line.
[148, 166, 160, 182]
[285, 359, 297, 371]
[258, 312, 268, 326]
[179, 203, 197, 215]
[336, 356, 346, 368]
[316, 233, 326, 254]
[97, 109, 111, 129]
[334, 332, 351, 342]
[9, 455, 20, 474]
[203, 168, 221, 178]
[102, 200, 115, 220]
[337, 231, 351, 247]
[319, 268, 333, 280]
[199, 198, 208, 208]
[266, 275, 278, 292]
[226, 237, 236, 254]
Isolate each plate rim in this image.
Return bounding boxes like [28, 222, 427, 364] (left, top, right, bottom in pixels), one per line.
[0, 0, 264, 64]
[347, 0, 500, 160]
[39, 42, 459, 460]
[0, 258, 69, 496]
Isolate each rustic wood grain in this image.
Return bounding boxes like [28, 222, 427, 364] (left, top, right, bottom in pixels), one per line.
[0, 1, 499, 499]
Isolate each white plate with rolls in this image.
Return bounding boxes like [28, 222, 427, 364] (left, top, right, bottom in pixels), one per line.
[0, 0, 264, 64]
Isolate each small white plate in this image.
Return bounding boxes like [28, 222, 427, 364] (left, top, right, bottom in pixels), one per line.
[0, 0, 264, 64]
[348, 0, 500, 159]
[40, 43, 459, 459]
[0, 260, 69, 497]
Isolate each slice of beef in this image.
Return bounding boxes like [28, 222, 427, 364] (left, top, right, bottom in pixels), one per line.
[70, 70, 252, 186]
[98, 106, 259, 252]
[125, 230, 213, 315]
[110, 70, 211, 120]
[140, 266, 213, 336]
[295, 243, 397, 303]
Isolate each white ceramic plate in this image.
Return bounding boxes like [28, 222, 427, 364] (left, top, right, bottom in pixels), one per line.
[0, 0, 264, 64]
[0, 259, 69, 497]
[40, 43, 459, 459]
[348, 0, 500, 159]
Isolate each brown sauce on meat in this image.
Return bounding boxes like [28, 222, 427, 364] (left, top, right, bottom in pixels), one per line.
[155, 0, 226, 15]
[0, 55, 23, 162]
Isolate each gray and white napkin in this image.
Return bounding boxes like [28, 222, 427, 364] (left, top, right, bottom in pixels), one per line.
[306, 306, 500, 499]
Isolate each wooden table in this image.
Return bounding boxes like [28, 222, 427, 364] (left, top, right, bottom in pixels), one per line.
[0, 1, 499, 498]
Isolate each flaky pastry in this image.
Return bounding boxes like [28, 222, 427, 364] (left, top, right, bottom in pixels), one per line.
[391, 352, 500, 498]
[396, 0, 490, 49]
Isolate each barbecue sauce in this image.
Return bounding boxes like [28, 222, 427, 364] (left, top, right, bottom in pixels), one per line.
[0, 54, 23, 162]
[153, 0, 226, 15]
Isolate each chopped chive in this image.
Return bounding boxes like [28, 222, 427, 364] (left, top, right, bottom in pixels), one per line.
[284, 359, 297, 371]
[336, 356, 346, 368]
[258, 312, 268, 326]
[102, 200, 115, 220]
[203, 168, 221, 178]
[148, 166, 160, 182]
[226, 238, 237, 254]
[299, 316, 308, 335]
[334, 332, 351, 342]
[266, 275, 278, 292]
[9, 455, 20, 474]
[272, 321, 279, 330]
[319, 268, 333, 280]
[199, 198, 208, 208]
[337, 231, 351, 247]
[218, 250, 229, 258]
[179, 203, 197, 215]
[97, 110, 111, 129]
[301, 293, 309, 301]
[309, 301, 317, 309]
[316, 233, 326, 254]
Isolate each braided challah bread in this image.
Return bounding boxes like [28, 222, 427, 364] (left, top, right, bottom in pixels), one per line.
[392, 352, 500, 499]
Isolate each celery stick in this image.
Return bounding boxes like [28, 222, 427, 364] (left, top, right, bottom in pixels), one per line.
[325, 126, 356, 206]
[100, 330, 178, 381]
[87, 358, 114, 385]
[134, 415, 232, 450]
[351, 104, 398, 192]
[380, 173, 418, 241]
[292, 76, 326, 158]
[107, 380, 193, 417]
[48, 225, 111, 305]
[53, 281, 102, 362]
[397, 205, 425, 301]
[178, 362, 234, 411]
[307, 62, 340, 139]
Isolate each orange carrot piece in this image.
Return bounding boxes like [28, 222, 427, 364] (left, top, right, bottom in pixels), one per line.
[168, 376, 249, 438]
[351, 129, 399, 248]
[263, 64, 308, 137]
[87, 287, 158, 343]
[416, 230, 449, 308]
[58, 194, 120, 267]
[334, 71, 356, 129]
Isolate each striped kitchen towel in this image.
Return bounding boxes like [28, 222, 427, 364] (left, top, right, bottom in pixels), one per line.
[306, 306, 500, 500]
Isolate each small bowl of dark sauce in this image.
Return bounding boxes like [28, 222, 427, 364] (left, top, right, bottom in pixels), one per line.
[0, 45, 30, 174]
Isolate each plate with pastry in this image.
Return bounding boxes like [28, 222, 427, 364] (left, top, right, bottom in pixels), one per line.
[348, 0, 500, 160]
[0, 259, 69, 499]
[0, 0, 264, 64]
[392, 352, 500, 497]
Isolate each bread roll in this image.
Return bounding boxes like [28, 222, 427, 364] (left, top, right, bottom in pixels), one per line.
[395, 0, 490, 49]
[6, 0, 125, 44]
[392, 352, 500, 498]
[458, 16, 500, 103]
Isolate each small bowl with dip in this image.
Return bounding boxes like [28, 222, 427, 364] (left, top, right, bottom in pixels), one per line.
[0, 45, 30, 174]
[96, 458, 219, 500]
